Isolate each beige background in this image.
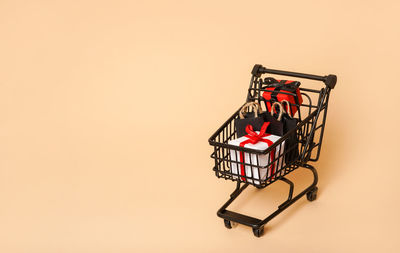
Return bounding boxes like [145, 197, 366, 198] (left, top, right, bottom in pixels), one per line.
[1, 0, 399, 252]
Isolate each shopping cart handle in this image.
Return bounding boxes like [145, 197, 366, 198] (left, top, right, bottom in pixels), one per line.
[324, 74, 337, 89]
[251, 64, 337, 89]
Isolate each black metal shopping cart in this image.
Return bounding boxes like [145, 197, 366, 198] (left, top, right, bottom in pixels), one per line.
[208, 64, 337, 237]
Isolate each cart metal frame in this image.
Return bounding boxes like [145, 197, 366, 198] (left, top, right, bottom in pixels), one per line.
[208, 64, 336, 237]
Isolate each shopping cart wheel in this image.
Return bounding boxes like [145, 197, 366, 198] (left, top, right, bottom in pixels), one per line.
[306, 187, 318, 201]
[252, 227, 264, 237]
[224, 219, 232, 229]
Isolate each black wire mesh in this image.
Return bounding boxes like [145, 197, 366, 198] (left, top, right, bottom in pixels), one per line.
[209, 76, 331, 188]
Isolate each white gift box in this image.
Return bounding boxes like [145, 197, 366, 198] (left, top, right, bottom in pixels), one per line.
[228, 133, 285, 185]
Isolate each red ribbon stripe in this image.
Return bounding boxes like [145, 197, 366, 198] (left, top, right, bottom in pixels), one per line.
[238, 122, 277, 182]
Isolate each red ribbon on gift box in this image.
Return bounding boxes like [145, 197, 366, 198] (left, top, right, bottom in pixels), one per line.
[238, 122, 276, 182]
[262, 80, 303, 117]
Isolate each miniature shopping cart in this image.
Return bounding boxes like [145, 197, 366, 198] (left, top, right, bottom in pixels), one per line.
[208, 64, 337, 237]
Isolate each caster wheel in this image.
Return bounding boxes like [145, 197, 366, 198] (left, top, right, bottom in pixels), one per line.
[307, 187, 318, 201]
[224, 219, 232, 229]
[252, 227, 264, 237]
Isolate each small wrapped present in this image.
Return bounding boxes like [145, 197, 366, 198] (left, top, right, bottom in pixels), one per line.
[228, 122, 285, 185]
[261, 77, 303, 117]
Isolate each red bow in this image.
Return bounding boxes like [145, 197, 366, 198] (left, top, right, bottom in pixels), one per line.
[243, 122, 270, 145]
